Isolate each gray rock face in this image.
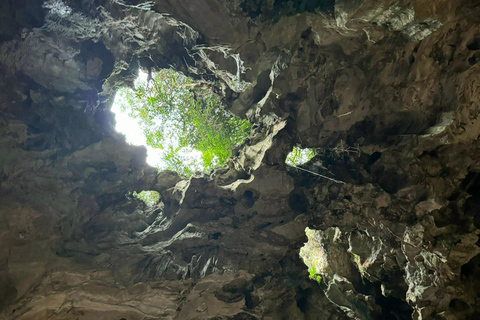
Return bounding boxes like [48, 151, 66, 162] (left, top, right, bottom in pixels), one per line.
[0, 0, 480, 319]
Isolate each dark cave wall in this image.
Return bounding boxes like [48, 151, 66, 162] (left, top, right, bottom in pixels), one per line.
[0, 0, 480, 319]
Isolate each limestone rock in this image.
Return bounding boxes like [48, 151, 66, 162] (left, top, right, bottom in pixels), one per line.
[0, 0, 480, 319]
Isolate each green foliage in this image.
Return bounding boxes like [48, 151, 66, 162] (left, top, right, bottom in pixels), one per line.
[308, 265, 322, 283]
[285, 146, 316, 166]
[119, 69, 251, 176]
[133, 190, 160, 207]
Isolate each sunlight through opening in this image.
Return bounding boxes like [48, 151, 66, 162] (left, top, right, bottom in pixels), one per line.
[111, 71, 175, 169]
[285, 146, 317, 166]
[110, 69, 250, 176]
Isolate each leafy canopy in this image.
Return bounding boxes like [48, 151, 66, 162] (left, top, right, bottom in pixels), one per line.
[119, 69, 250, 177]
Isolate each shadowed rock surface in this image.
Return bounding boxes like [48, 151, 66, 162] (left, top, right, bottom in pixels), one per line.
[1, 0, 480, 319]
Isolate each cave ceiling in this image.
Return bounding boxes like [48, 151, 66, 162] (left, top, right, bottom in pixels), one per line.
[1, 0, 480, 319]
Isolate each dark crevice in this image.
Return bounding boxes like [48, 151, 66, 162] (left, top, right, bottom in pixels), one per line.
[240, 0, 335, 21]
[289, 189, 308, 213]
[467, 39, 480, 51]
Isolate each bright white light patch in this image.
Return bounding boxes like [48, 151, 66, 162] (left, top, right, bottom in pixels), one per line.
[111, 92, 165, 168]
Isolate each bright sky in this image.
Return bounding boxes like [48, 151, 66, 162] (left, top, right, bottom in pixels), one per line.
[110, 72, 165, 167]
[110, 71, 203, 170]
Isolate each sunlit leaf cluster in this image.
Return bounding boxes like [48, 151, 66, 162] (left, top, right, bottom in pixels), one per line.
[308, 265, 322, 283]
[119, 69, 251, 177]
[132, 190, 160, 207]
[285, 146, 317, 166]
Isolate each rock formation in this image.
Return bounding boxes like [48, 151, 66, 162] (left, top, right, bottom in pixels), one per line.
[1, 0, 480, 319]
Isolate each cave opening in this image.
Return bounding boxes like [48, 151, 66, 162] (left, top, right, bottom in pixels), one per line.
[111, 68, 251, 177]
[285, 146, 317, 166]
[131, 190, 160, 207]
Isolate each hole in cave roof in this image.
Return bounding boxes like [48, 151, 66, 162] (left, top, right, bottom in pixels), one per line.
[285, 146, 317, 167]
[132, 190, 160, 207]
[111, 68, 251, 177]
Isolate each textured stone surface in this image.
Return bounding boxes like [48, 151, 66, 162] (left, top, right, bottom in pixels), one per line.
[0, 0, 480, 319]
